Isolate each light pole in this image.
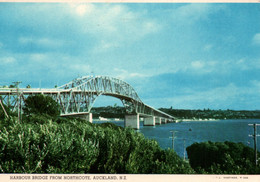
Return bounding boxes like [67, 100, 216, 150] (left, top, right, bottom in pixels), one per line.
[170, 131, 177, 151]
[13, 81, 22, 122]
[183, 139, 186, 160]
[249, 123, 260, 166]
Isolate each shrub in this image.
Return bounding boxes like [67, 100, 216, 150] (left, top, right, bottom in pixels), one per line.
[23, 95, 60, 118]
[0, 119, 99, 173]
[0, 118, 194, 174]
[186, 141, 260, 174]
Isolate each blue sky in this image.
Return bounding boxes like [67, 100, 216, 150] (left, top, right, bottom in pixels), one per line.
[0, 3, 260, 110]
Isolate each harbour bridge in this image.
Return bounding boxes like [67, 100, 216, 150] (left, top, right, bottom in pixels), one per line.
[0, 75, 174, 129]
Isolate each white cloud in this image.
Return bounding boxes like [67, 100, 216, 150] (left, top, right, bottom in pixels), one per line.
[19, 37, 65, 48]
[234, 58, 260, 71]
[252, 33, 260, 45]
[251, 80, 260, 94]
[172, 4, 225, 24]
[29, 53, 47, 62]
[185, 60, 219, 74]
[236, 58, 248, 70]
[93, 40, 119, 53]
[75, 4, 94, 16]
[70, 4, 160, 51]
[203, 44, 213, 51]
[191, 61, 205, 69]
[19, 37, 32, 44]
[27, 53, 91, 74]
[182, 57, 260, 75]
[145, 83, 247, 109]
[113, 68, 147, 80]
[0, 57, 16, 64]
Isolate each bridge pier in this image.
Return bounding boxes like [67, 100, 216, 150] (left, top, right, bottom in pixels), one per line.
[161, 118, 167, 124]
[125, 114, 140, 130]
[74, 113, 93, 123]
[86, 113, 93, 123]
[168, 119, 174, 123]
[143, 116, 155, 126]
[155, 117, 161, 125]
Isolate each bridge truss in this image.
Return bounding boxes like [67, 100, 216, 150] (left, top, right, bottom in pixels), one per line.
[0, 76, 174, 120]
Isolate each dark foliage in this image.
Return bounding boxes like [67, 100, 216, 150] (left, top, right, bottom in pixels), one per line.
[0, 117, 194, 174]
[186, 141, 260, 174]
[23, 95, 60, 118]
[91, 106, 125, 119]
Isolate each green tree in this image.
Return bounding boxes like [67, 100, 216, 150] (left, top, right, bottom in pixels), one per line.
[186, 141, 260, 174]
[0, 119, 194, 174]
[23, 95, 60, 118]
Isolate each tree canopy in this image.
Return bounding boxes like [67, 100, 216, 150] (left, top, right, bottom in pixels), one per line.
[0, 118, 194, 174]
[186, 141, 260, 174]
[23, 95, 60, 117]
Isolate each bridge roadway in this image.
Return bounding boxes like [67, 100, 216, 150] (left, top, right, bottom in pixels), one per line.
[0, 76, 175, 129]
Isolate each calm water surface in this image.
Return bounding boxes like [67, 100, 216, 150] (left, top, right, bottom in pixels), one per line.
[93, 119, 260, 158]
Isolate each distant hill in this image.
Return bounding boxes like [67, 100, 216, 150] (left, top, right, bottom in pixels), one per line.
[91, 106, 125, 119]
[159, 108, 260, 120]
[91, 106, 260, 119]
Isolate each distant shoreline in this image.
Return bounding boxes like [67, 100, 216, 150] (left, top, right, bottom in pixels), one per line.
[93, 118, 259, 123]
[175, 118, 260, 122]
[175, 118, 220, 122]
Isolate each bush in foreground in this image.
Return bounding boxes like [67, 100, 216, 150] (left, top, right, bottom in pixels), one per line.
[0, 117, 194, 174]
[187, 141, 260, 174]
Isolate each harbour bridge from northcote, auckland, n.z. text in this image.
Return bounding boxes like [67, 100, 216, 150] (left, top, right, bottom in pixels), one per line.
[0, 75, 175, 129]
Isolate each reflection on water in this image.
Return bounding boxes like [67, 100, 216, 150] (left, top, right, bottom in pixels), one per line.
[93, 119, 260, 158]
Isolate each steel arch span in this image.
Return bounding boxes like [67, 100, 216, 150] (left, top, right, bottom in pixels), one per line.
[0, 75, 174, 120]
[57, 75, 143, 115]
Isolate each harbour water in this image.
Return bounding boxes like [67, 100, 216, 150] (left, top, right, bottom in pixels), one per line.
[93, 119, 260, 158]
